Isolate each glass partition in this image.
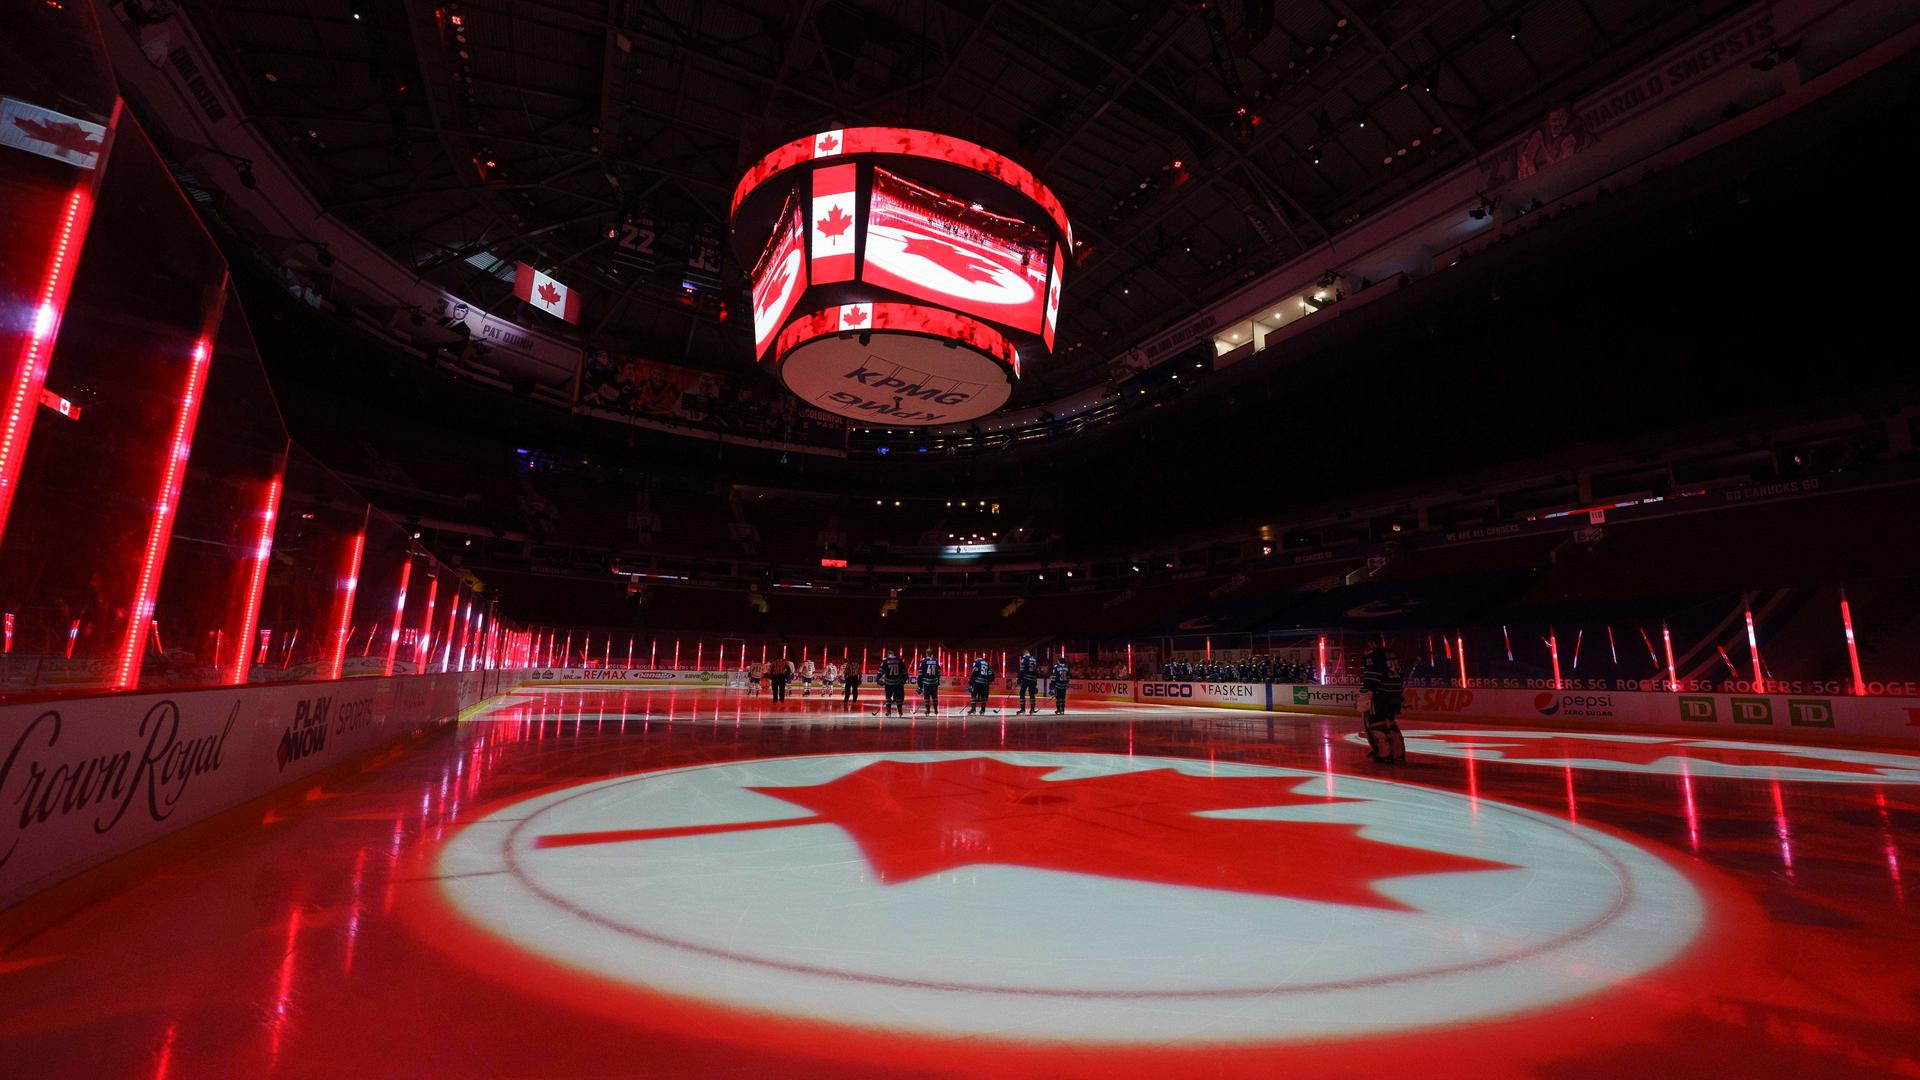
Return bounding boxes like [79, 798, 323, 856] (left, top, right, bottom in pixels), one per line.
[0, 98, 523, 699]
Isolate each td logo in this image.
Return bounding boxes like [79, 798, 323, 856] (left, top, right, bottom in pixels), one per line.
[1677, 696, 1718, 723]
[1788, 698, 1835, 728]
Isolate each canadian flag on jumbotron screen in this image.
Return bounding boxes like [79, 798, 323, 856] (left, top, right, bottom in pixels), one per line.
[1042, 243, 1064, 350]
[811, 164, 857, 283]
[513, 263, 582, 324]
[810, 129, 844, 159]
[837, 303, 871, 331]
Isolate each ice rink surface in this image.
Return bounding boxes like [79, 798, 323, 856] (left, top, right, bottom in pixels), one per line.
[2, 685, 1916, 1078]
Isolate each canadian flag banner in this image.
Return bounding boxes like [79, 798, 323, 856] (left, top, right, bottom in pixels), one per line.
[811, 164, 858, 283]
[809, 129, 844, 159]
[513, 263, 582, 324]
[837, 303, 871, 331]
[1042, 243, 1064, 351]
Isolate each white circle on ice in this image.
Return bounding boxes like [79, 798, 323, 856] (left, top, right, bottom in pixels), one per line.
[435, 751, 1703, 1044]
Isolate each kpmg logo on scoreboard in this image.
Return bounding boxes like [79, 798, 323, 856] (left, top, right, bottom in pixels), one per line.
[817, 361, 989, 422]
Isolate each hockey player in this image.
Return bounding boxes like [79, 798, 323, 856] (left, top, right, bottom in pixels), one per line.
[1360, 636, 1407, 764]
[916, 652, 942, 715]
[1015, 650, 1041, 714]
[878, 650, 907, 716]
[841, 658, 861, 706]
[747, 660, 766, 696]
[966, 654, 994, 715]
[799, 657, 816, 697]
[823, 661, 840, 701]
[1049, 655, 1071, 714]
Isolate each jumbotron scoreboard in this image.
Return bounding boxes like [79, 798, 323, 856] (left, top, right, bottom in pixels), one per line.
[731, 128, 1072, 426]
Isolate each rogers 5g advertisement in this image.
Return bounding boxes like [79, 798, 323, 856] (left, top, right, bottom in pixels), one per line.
[862, 168, 1050, 335]
[751, 197, 808, 357]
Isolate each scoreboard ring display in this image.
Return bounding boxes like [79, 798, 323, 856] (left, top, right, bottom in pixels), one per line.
[731, 127, 1071, 426]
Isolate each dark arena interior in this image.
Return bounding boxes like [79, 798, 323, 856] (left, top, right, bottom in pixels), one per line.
[3, 1, 1920, 1076]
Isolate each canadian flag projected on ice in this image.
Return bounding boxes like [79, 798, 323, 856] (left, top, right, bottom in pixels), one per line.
[513, 263, 581, 324]
[811, 164, 858, 283]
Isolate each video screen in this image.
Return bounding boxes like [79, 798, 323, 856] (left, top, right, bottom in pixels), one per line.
[751, 195, 808, 357]
[862, 168, 1050, 335]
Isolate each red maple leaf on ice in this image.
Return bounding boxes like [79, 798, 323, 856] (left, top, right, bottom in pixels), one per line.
[539, 757, 1512, 910]
[815, 133, 840, 154]
[816, 204, 853, 241]
[1423, 733, 1898, 776]
[901, 235, 1003, 286]
[536, 281, 562, 306]
[841, 306, 868, 327]
[12, 117, 102, 158]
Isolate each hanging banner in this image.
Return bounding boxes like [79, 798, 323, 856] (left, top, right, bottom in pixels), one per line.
[576, 349, 847, 450]
[514, 263, 582, 324]
[607, 215, 658, 273]
[681, 223, 725, 292]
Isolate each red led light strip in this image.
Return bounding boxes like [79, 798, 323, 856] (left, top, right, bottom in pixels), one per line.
[1840, 593, 1866, 697]
[417, 574, 439, 669]
[116, 337, 214, 690]
[732, 127, 1073, 248]
[230, 470, 283, 684]
[328, 531, 366, 680]
[0, 187, 92, 548]
[385, 557, 413, 676]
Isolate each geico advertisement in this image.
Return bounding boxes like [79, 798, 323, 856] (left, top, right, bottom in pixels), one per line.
[1136, 681, 1268, 709]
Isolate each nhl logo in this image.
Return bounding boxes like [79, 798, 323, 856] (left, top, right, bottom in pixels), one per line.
[428, 751, 1702, 1043]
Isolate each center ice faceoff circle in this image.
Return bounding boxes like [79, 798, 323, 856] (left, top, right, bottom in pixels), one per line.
[434, 751, 1703, 1043]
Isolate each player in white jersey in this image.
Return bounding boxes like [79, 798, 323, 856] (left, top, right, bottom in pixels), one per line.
[799, 658, 817, 696]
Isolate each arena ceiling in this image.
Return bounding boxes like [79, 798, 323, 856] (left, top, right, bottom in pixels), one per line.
[185, 0, 1743, 400]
